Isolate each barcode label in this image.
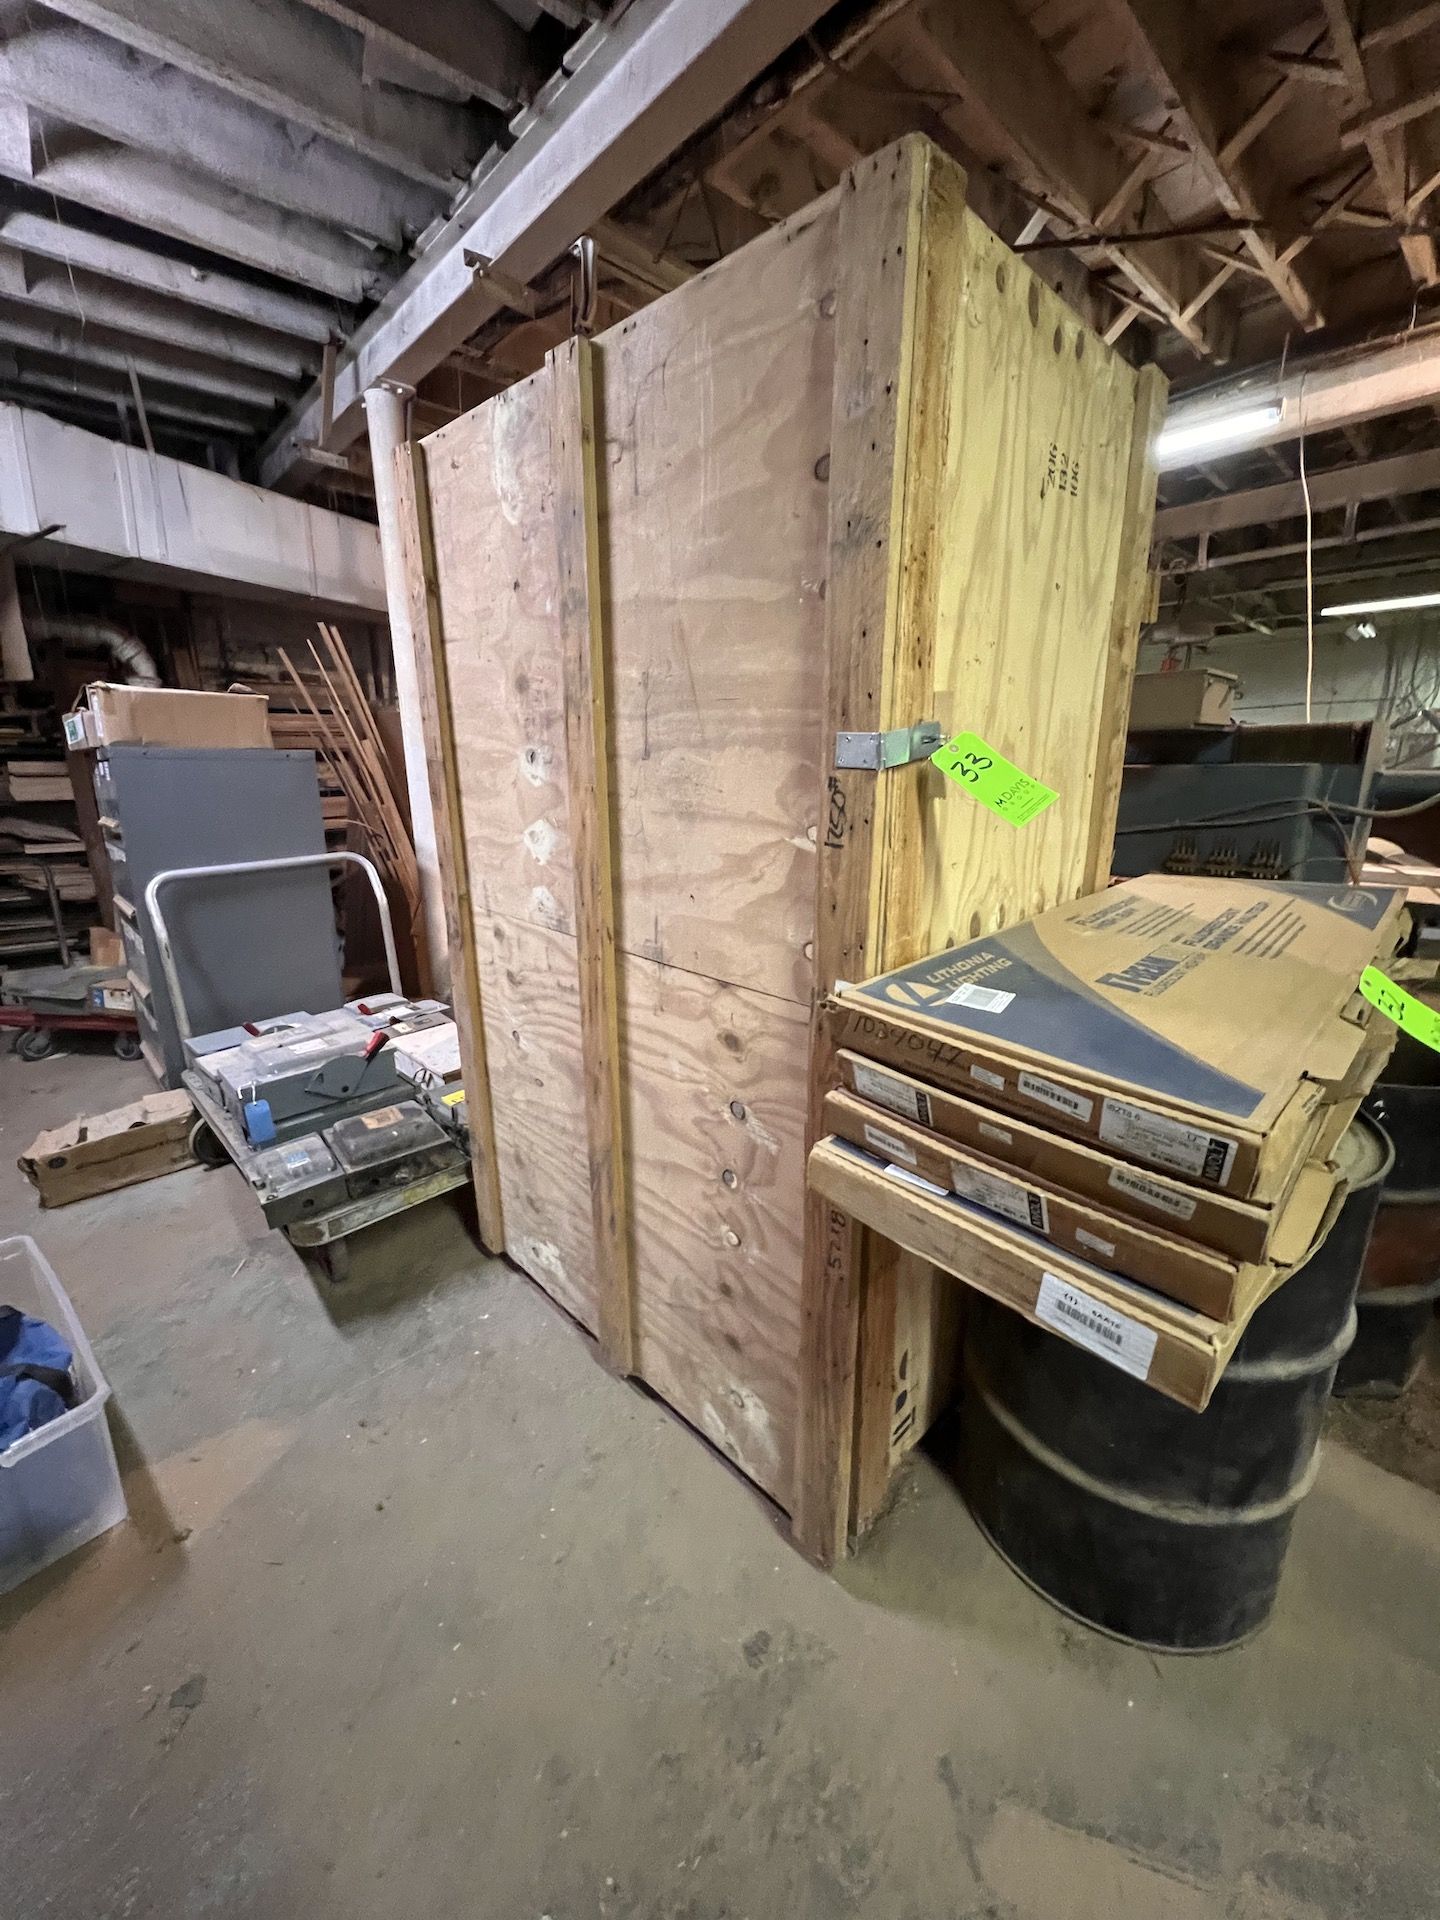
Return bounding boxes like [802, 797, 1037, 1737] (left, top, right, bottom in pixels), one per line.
[1107, 1164, 1198, 1221]
[946, 982, 1014, 1014]
[1099, 1097, 1237, 1186]
[1018, 1072, 1094, 1124]
[1035, 1274, 1157, 1380]
[950, 1161, 1049, 1234]
[970, 1064, 1005, 1092]
[851, 1060, 931, 1128]
[864, 1122, 915, 1166]
[978, 1121, 1013, 1147]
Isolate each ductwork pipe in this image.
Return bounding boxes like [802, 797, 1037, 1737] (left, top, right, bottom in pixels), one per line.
[27, 612, 161, 685]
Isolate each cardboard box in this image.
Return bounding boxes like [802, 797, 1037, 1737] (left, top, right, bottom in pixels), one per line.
[808, 1137, 1273, 1410]
[829, 875, 1403, 1202]
[824, 1088, 1337, 1321]
[65, 683, 271, 752]
[1129, 667, 1237, 730]
[86, 972, 133, 1014]
[20, 1090, 195, 1207]
[88, 927, 123, 968]
[835, 1050, 1332, 1264]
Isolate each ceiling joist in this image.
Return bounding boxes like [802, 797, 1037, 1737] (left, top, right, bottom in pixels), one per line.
[0, 6, 440, 249]
[0, 97, 383, 300]
[39, 0, 489, 186]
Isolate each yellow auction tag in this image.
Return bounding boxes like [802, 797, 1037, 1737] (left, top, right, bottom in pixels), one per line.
[1359, 967, 1440, 1052]
[930, 730, 1058, 825]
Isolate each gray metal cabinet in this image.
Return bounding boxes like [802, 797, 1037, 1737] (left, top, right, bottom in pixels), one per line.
[96, 746, 342, 1086]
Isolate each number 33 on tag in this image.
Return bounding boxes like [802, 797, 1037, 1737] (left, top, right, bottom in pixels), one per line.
[930, 730, 1059, 826]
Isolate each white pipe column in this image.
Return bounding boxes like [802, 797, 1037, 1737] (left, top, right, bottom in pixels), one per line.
[363, 380, 448, 996]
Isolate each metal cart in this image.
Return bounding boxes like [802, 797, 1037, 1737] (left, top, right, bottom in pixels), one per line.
[1, 1005, 141, 1064]
[144, 852, 470, 1283]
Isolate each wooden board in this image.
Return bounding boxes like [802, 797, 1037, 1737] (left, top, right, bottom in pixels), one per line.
[623, 954, 810, 1496]
[793, 143, 1165, 1555]
[417, 208, 840, 1506]
[597, 203, 837, 1007]
[395, 438, 504, 1253]
[846, 200, 1168, 1539]
[794, 139, 938, 1564]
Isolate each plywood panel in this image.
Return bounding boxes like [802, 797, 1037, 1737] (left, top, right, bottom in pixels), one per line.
[598, 200, 838, 1008]
[426, 372, 577, 938]
[476, 912, 596, 1333]
[905, 210, 1150, 954]
[622, 956, 810, 1502]
[849, 186, 1163, 1537]
[422, 367, 596, 1332]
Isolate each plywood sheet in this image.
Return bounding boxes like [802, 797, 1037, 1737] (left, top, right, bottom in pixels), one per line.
[475, 912, 596, 1333]
[903, 211, 1146, 955]
[622, 955, 809, 1501]
[426, 371, 577, 939]
[598, 202, 838, 1008]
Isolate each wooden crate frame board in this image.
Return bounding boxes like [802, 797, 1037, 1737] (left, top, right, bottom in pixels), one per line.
[550, 335, 637, 1374]
[394, 437, 505, 1254]
[404, 133, 1163, 1561]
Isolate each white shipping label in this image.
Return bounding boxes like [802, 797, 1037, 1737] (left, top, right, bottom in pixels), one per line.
[946, 982, 1015, 1014]
[978, 1121, 1013, 1147]
[970, 1064, 1006, 1092]
[851, 1060, 931, 1127]
[1099, 1098, 1238, 1186]
[1035, 1274, 1158, 1381]
[864, 1122, 916, 1167]
[1107, 1164, 1198, 1222]
[950, 1161, 1049, 1234]
[1018, 1072, 1094, 1124]
[1075, 1226, 1116, 1259]
[885, 1163, 949, 1199]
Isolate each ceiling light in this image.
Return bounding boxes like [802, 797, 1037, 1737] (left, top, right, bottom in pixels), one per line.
[1320, 592, 1440, 617]
[1155, 402, 1284, 466]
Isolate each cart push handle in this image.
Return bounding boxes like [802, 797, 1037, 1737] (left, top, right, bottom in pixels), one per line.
[142, 852, 402, 1042]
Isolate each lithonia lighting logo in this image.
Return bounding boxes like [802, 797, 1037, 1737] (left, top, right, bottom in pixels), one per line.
[882, 978, 948, 1007]
[879, 955, 1011, 1008]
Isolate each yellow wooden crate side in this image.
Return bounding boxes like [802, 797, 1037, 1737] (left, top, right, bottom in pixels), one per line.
[850, 161, 1165, 1534]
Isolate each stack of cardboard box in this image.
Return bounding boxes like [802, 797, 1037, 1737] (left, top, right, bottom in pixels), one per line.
[809, 874, 1405, 1408]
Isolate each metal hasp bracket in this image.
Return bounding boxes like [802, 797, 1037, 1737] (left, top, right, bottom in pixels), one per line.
[462, 250, 540, 318]
[834, 721, 943, 771]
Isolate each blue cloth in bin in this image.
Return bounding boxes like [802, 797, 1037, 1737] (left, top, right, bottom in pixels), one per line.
[0, 1374, 70, 1449]
[0, 1305, 76, 1450]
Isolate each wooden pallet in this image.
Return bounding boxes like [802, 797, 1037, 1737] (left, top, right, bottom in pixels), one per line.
[398, 135, 1165, 1560]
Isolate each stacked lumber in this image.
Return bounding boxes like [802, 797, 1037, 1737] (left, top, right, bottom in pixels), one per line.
[277, 624, 420, 945]
[811, 874, 1406, 1409]
[3, 758, 70, 803]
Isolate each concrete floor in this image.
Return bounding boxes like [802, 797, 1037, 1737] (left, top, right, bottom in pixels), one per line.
[2, 1045, 1438, 1920]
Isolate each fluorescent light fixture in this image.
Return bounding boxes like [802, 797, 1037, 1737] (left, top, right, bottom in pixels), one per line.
[1155, 401, 1283, 465]
[1320, 591, 1440, 617]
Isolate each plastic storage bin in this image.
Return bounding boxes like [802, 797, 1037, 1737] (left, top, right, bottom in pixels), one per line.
[0, 1236, 127, 1593]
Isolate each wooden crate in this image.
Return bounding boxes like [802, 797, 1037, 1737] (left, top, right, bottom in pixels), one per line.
[398, 136, 1165, 1560]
